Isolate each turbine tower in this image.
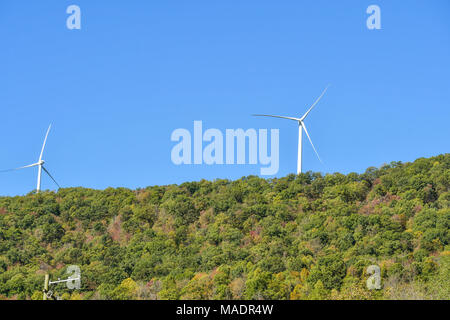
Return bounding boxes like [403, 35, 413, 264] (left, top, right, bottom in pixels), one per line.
[253, 86, 329, 174]
[1, 125, 60, 193]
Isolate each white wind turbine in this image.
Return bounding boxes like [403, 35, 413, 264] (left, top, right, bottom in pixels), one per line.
[253, 86, 329, 174]
[1, 125, 60, 193]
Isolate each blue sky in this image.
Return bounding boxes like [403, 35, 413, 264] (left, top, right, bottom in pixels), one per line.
[0, 0, 449, 195]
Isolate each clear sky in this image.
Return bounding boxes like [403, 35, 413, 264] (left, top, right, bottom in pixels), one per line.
[0, 0, 449, 195]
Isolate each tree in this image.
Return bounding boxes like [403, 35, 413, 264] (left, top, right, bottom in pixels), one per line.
[110, 278, 139, 300]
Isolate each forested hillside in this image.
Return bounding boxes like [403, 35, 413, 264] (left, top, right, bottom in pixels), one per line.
[0, 154, 449, 300]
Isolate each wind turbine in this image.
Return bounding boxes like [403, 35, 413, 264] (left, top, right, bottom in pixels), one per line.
[1, 125, 60, 193]
[253, 86, 329, 174]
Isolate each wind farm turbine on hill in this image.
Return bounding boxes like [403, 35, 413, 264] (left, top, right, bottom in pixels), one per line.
[253, 86, 329, 174]
[0, 125, 60, 193]
[0, 87, 328, 194]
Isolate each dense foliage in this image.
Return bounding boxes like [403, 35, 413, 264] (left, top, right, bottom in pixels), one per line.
[0, 154, 449, 300]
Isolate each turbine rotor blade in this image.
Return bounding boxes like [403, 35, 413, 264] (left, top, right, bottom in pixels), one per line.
[0, 163, 39, 173]
[42, 166, 61, 189]
[301, 121, 322, 163]
[39, 124, 52, 162]
[300, 85, 330, 121]
[252, 114, 301, 121]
